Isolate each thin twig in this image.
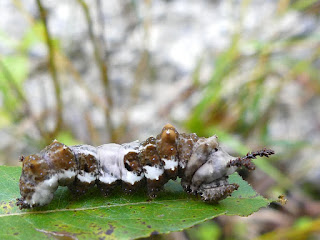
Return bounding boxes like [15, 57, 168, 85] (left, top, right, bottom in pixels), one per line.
[36, 0, 63, 139]
[84, 111, 99, 145]
[77, 0, 115, 142]
[95, 0, 107, 45]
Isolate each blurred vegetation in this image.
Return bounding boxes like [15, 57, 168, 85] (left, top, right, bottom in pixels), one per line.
[0, 0, 320, 239]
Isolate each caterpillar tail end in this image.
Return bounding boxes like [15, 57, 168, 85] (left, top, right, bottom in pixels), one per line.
[227, 148, 275, 171]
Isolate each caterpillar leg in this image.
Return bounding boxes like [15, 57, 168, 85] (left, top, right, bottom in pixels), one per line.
[68, 180, 95, 195]
[146, 178, 166, 199]
[16, 197, 36, 209]
[197, 177, 239, 202]
[97, 181, 120, 196]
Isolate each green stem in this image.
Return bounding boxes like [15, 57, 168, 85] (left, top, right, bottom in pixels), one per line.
[36, 0, 63, 140]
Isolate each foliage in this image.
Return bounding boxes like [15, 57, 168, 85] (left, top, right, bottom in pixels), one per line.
[0, 166, 270, 240]
[0, 0, 320, 239]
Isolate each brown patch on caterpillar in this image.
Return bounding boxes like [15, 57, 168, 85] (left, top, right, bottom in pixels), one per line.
[158, 123, 178, 146]
[124, 152, 142, 175]
[122, 149, 146, 194]
[157, 123, 179, 180]
[44, 141, 77, 174]
[78, 152, 98, 174]
[139, 137, 158, 166]
[177, 133, 199, 178]
[68, 145, 98, 195]
[140, 137, 166, 198]
[139, 137, 163, 167]
[21, 154, 51, 182]
[122, 151, 144, 194]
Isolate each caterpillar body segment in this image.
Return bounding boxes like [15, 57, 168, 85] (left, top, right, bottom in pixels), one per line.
[17, 124, 274, 209]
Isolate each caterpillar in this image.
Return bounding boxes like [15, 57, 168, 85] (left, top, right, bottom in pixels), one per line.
[16, 124, 274, 209]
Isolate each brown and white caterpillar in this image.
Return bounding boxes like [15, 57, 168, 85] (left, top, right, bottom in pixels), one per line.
[17, 124, 274, 209]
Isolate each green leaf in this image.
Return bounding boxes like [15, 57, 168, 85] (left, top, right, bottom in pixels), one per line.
[19, 22, 45, 52]
[19, 21, 61, 53]
[290, 0, 319, 11]
[186, 221, 221, 240]
[0, 56, 28, 85]
[0, 110, 11, 127]
[0, 55, 29, 112]
[55, 131, 82, 146]
[0, 166, 270, 240]
[257, 217, 320, 240]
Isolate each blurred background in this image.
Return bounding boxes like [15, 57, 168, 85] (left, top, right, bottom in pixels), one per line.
[0, 0, 319, 239]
